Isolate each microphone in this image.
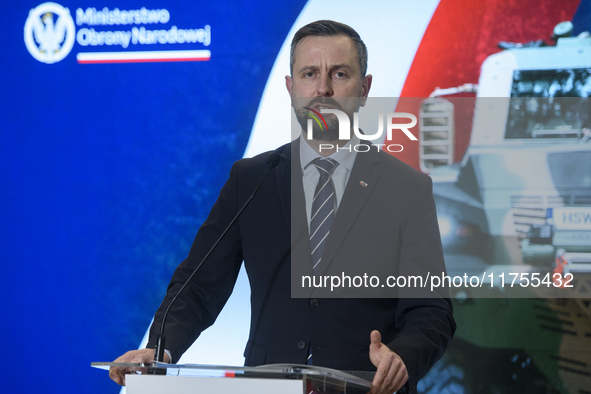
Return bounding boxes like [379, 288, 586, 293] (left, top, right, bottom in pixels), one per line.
[154, 146, 285, 363]
[266, 151, 281, 169]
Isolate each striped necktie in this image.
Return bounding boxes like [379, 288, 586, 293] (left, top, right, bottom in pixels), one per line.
[309, 158, 338, 274]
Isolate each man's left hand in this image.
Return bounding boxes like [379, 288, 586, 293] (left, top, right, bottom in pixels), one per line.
[368, 330, 409, 394]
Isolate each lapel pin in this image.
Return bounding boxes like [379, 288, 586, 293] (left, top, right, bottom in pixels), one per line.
[359, 181, 368, 188]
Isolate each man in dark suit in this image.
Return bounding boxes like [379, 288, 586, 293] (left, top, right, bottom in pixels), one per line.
[110, 20, 455, 394]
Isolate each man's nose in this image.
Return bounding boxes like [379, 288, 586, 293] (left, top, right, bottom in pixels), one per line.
[316, 74, 333, 97]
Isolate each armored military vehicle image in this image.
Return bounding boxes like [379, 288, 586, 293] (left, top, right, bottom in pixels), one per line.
[419, 23, 591, 394]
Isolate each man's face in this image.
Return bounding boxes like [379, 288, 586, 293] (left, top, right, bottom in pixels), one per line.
[286, 35, 372, 141]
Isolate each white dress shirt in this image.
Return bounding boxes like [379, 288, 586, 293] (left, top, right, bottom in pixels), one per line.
[299, 135, 359, 228]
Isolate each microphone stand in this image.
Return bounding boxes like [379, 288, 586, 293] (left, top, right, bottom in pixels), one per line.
[153, 148, 283, 364]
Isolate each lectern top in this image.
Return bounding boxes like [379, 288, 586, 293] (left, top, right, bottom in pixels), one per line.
[91, 362, 373, 392]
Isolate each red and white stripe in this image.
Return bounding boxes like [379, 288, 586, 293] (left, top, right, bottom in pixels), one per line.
[77, 50, 211, 64]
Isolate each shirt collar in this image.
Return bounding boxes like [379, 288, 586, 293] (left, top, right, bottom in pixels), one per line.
[299, 134, 359, 173]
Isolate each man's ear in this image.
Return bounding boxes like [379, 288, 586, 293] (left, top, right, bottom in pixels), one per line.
[285, 75, 293, 95]
[360, 74, 372, 106]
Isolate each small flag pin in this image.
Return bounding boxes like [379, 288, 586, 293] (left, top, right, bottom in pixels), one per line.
[359, 181, 368, 188]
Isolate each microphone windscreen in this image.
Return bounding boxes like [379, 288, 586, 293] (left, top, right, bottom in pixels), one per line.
[267, 153, 281, 168]
[267, 145, 285, 168]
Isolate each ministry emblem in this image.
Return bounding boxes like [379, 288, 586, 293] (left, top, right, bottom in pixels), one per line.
[24, 2, 75, 64]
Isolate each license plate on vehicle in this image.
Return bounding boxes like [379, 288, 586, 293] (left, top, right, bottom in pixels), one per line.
[552, 207, 591, 230]
[553, 231, 591, 245]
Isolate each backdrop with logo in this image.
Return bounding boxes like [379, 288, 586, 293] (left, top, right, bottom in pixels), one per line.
[2, 1, 590, 393]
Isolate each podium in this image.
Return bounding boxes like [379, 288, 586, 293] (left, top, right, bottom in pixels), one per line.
[91, 362, 373, 393]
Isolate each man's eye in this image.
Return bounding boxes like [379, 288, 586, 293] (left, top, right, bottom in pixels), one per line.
[304, 72, 315, 78]
[334, 72, 347, 78]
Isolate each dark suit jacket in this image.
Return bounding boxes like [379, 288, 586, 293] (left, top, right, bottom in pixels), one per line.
[147, 140, 455, 392]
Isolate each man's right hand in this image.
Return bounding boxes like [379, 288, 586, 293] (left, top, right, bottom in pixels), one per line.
[109, 348, 170, 386]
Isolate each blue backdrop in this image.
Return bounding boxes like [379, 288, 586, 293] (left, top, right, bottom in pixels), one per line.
[1, 1, 305, 392]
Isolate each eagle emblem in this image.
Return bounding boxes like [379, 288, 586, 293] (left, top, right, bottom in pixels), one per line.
[24, 3, 75, 64]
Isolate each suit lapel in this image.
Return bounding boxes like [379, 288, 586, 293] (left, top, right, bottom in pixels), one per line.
[278, 141, 315, 278]
[276, 142, 293, 230]
[319, 148, 382, 275]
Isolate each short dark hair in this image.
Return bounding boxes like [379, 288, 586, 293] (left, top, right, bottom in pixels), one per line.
[290, 20, 368, 77]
